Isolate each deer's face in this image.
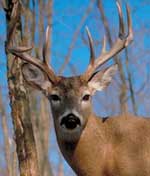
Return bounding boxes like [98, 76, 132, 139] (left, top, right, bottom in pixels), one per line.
[47, 76, 93, 142]
[21, 63, 117, 142]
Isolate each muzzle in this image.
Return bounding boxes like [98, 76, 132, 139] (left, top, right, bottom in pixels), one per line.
[60, 113, 81, 130]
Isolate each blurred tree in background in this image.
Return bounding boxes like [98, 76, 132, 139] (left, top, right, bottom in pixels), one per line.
[0, 0, 150, 175]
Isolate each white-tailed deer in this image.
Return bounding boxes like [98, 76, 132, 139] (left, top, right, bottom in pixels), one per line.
[8, 2, 150, 176]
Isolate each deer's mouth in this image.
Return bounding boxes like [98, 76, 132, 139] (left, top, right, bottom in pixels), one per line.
[60, 113, 81, 130]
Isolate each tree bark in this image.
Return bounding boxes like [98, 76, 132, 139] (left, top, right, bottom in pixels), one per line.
[4, 1, 40, 176]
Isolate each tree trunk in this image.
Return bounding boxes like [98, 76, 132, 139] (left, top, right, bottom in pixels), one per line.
[4, 1, 40, 176]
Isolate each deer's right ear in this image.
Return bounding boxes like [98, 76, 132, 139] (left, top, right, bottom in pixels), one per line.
[22, 63, 52, 91]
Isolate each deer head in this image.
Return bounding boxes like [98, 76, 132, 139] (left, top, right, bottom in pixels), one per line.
[8, 2, 133, 144]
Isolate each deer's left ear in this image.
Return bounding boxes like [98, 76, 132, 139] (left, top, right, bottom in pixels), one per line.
[88, 65, 118, 92]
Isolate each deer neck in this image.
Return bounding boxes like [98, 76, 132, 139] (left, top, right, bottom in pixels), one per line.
[56, 114, 110, 175]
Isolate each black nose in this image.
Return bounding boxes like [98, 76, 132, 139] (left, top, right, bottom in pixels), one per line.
[60, 113, 81, 130]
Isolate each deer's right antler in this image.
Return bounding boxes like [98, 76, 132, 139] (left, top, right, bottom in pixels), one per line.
[7, 26, 59, 83]
[83, 1, 133, 81]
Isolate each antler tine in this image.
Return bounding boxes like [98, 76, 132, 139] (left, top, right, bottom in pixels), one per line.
[125, 3, 133, 46]
[42, 25, 57, 81]
[85, 26, 95, 66]
[82, 27, 95, 80]
[43, 25, 50, 65]
[82, 2, 133, 81]
[116, 1, 125, 38]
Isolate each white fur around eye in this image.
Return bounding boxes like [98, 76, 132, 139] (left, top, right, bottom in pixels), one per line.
[81, 99, 90, 109]
[49, 91, 61, 106]
[81, 91, 91, 107]
[81, 91, 91, 99]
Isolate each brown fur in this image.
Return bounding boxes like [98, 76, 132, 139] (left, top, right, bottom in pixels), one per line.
[57, 113, 150, 176]
[21, 68, 150, 176]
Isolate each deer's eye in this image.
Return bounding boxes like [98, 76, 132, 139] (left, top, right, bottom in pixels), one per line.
[82, 94, 91, 101]
[50, 94, 61, 102]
